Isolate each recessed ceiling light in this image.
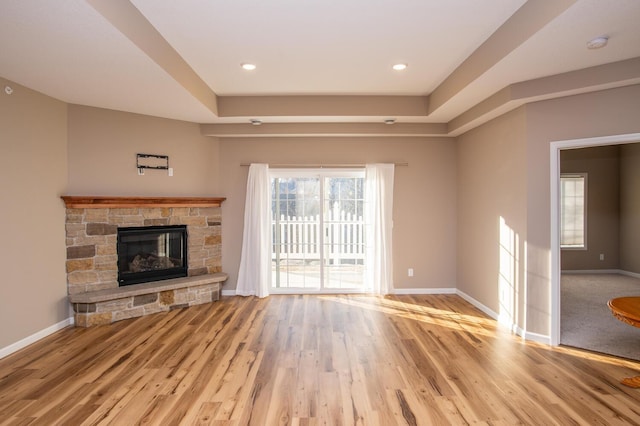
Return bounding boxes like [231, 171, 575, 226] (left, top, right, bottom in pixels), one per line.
[241, 63, 257, 71]
[587, 36, 608, 50]
[392, 63, 407, 71]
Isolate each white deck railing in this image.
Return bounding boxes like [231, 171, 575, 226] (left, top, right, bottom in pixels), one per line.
[272, 210, 365, 262]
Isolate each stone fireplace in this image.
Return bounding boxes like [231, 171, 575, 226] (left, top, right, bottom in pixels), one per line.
[62, 196, 227, 326]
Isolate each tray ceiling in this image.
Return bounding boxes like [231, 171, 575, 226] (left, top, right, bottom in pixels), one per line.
[1, 0, 639, 135]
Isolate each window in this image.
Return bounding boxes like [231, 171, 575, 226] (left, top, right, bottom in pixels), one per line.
[270, 169, 366, 291]
[560, 173, 587, 249]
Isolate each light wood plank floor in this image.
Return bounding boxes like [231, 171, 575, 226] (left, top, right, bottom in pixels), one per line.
[1, 294, 640, 425]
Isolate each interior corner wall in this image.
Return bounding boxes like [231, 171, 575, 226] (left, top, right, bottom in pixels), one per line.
[456, 107, 528, 328]
[0, 78, 69, 350]
[620, 142, 640, 274]
[560, 145, 620, 271]
[525, 84, 640, 336]
[67, 105, 219, 196]
[218, 137, 457, 293]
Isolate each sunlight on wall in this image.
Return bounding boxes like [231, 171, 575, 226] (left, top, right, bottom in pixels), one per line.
[499, 216, 520, 330]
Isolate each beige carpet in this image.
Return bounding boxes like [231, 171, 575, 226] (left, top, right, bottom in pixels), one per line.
[561, 273, 640, 361]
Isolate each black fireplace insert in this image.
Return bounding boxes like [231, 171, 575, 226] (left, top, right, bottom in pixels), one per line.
[117, 225, 188, 286]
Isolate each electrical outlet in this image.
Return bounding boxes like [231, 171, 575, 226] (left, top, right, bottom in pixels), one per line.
[600, 253, 604, 261]
[168, 167, 174, 177]
[408, 268, 414, 277]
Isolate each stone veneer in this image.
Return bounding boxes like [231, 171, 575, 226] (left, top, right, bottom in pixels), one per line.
[69, 273, 226, 327]
[63, 200, 225, 326]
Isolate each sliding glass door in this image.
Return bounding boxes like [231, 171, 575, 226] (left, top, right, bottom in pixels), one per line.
[271, 169, 365, 292]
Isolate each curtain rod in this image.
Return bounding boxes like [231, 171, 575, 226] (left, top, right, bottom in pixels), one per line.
[240, 162, 408, 168]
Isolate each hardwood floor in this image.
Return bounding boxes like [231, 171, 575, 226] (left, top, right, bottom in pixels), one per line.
[1, 294, 640, 425]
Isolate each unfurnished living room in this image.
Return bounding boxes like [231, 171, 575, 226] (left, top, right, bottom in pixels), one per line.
[2, 0, 640, 424]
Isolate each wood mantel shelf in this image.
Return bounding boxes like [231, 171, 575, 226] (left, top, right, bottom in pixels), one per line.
[61, 196, 226, 209]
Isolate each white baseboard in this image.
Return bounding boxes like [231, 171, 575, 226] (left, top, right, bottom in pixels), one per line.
[455, 290, 551, 344]
[618, 270, 640, 280]
[0, 317, 74, 360]
[455, 289, 499, 321]
[561, 269, 621, 274]
[223, 288, 460, 296]
[521, 330, 551, 345]
[392, 287, 456, 295]
[562, 269, 640, 280]
[509, 324, 550, 344]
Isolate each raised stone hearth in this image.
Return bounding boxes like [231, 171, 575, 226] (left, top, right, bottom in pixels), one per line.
[62, 196, 227, 327]
[69, 273, 227, 327]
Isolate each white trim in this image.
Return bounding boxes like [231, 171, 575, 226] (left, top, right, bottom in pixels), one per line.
[455, 290, 499, 321]
[392, 287, 456, 295]
[268, 288, 367, 295]
[457, 290, 551, 343]
[561, 269, 640, 280]
[0, 317, 74, 360]
[550, 142, 561, 346]
[550, 132, 640, 347]
[619, 270, 640, 280]
[561, 269, 621, 275]
[234, 288, 376, 296]
[227, 287, 458, 296]
[521, 330, 551, 345]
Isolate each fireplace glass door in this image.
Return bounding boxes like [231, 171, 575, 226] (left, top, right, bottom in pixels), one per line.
[117, 225, 188, 286]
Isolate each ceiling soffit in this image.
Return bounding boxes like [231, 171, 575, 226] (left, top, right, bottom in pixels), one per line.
[4, 0, 640, 137]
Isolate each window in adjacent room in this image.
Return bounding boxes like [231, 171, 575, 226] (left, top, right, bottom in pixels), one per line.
[560, 173, 587, 249]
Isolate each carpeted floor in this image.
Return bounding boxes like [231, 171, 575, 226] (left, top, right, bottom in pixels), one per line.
[561, 273, 640, 361]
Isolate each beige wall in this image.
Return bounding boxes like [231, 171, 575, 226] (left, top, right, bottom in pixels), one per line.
[3, 75, 639, 352]
[620, 142, 640, 273]
[456, 84, 640, 337]
[456, 107, 528, 328]
[525, 84, 640, 335]
[0, 78, 69, 349]
[1, 101, 222, 352]
[219, 137, 457, 292]
[67, 105, 219, 196]
[560, 145, 620, 270]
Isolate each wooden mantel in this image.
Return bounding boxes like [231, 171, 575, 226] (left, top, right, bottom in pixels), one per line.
[61, 196, 226, 209]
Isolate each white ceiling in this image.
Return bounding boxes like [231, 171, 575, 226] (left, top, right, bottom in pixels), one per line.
[129, 0, 524, 96]
[1, 0, 639, 129]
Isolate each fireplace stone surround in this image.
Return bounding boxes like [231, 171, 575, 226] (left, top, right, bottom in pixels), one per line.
[61, 196, 227, 327]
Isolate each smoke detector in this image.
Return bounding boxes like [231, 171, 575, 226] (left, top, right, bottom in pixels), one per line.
[587, 36, 608, 50]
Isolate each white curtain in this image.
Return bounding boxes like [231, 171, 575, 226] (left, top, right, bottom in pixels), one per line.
[236, 163, 271, 298]
[365, 163, 395, 295]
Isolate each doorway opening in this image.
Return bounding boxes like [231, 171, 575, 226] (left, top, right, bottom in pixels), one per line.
[270, 169, 366, 293]
[550, 132, 640, 346]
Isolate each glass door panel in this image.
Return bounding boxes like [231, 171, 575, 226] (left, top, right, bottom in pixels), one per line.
[271, 171, 365, 292]
[323, 177, 365, 289]
[272, 177, 321, 289]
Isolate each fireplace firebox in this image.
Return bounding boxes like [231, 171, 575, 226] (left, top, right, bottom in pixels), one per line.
[117, 225, 188, 286]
